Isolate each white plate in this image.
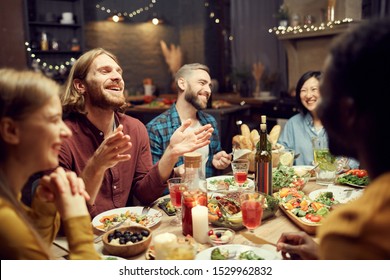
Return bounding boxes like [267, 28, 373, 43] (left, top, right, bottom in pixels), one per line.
[92, 206, 162, 232]
[195, 244, 282, 260]
[292, 165, 316, 180]
[309, 187, 363, 204]
[207, 175, 254, 192]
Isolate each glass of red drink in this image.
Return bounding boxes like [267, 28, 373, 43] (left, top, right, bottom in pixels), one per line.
[168, 177, 187, 226]
[231, 159, 249, 187]
[240, 192, 265, 233]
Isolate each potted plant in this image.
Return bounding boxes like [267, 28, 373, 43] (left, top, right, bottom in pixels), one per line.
[274, 4, 290, 27]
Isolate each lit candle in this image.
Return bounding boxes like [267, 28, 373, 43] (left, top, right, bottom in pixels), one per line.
[191, 205, 209, 243]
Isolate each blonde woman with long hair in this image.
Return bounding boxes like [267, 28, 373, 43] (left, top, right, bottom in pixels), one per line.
[0, 68, 100, 259]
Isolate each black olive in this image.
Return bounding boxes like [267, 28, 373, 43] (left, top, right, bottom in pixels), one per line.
[137, 234, 144, 241]
[119, 237, 126, 244]
[130, 235, 138, 243]
[114, 230, 122, 239]
[141, 230, 149, 237]
[125, 234, 132, 242]
[216, 232, 222, 238]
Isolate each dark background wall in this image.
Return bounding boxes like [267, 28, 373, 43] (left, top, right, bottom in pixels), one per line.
[0, 0, 27, 69]
[83, 0, 209, 94]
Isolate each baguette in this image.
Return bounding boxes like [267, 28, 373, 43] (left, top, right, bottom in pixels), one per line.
[240, 136, 253, 150]
[250, 129, 260, 147]
[232, 135, 242, 149]
[269, 125, 281, 146]
[240, 124, 251, 140]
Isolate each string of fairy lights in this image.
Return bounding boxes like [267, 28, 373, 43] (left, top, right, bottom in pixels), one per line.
[24, 1, 159, 75]
[269, 18, 354, 35]
[95, 0, 158, 21]
[25, 2, 353, 75]
[204, 1, 233, 42]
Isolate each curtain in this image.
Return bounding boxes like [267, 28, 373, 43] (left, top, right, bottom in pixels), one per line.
[230, 0, 287, 96]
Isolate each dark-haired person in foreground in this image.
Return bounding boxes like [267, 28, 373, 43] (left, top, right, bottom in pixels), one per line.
[276, 18, 390, 259]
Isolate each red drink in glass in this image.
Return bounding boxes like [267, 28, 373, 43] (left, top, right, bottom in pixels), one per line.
[241, 200, 263, 230]
[169, 184, 186, 208]
[234, 171, 247, 184]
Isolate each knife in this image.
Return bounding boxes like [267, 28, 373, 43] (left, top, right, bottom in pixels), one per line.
[241, 232, 277, 247]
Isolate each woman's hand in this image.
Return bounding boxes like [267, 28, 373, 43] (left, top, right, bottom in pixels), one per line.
[36, 167, 90, 219]
[276, 231, 319, 260]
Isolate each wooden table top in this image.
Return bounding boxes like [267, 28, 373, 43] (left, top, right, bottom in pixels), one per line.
[52, 180, 331, 260]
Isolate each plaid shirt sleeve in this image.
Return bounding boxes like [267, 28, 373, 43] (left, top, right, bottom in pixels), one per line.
[146, 105, 180, 165]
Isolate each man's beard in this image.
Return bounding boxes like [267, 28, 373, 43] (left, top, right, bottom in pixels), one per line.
[184, 83, 208, 110]
[86, 82, 126, 110]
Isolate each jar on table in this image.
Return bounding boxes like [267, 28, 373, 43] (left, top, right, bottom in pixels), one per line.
[181, 152, 207, 237]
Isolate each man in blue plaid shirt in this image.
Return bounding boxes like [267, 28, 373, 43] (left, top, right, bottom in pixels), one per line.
[147, 63, 231, 193]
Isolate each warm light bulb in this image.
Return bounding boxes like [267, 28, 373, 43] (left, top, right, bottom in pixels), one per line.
[152, 17, 159, 25]
[112, 15, 119, 22]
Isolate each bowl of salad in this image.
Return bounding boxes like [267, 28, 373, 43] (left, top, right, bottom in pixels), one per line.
[272, 164, 309, 192]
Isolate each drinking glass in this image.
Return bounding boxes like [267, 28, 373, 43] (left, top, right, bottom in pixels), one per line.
[240, 192, 265, 234]
[167, 177, 187, 226]
[231, 159, 249, 187]
[312, 137, 337, 185]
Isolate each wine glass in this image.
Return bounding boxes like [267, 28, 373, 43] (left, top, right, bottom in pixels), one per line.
[240, 192, 265, 238]
[231, 159, 249, 188]
[167, 177, 187, 226]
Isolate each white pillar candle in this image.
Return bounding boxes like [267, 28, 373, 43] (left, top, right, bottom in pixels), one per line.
[191, 205, 209, 244]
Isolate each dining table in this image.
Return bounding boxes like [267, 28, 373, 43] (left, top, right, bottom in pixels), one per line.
[51, 180, 362, 260]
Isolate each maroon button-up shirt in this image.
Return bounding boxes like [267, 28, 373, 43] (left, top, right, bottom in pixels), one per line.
[59, 112, 167, 218]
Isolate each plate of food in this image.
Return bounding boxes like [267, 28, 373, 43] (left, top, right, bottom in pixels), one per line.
[157, 198, 176, 216]
[276, 187, 339, 234]
[272, 165, 309, 192]
[92, 206, 163, 232]
[195, 244, 281, 260]
[207, 175, 254, 192]
[292, 165, 316, 180]
[336, 169, 369, 188]
[207, 191, 279, 231]
[309, 188, 363, 204]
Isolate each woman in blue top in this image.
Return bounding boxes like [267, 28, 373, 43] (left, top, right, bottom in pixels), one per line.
[278, 71, 358, 168]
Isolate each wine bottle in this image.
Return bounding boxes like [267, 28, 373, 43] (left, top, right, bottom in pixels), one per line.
[255, 123, 273, 194]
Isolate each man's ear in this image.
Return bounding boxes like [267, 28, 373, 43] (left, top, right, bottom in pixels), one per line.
[177, 77, 186, 91]
[0, 118, 20, 145]
[73, 78, 86, 94]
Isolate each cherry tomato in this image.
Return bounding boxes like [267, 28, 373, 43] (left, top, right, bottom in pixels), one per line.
[305, 213, 313, 220]
[357, 170, 367, 178]
[208, 230, 214, 236]
[310, 215, 322, 223]
[292, 201, 300, 208]
[216, 210, 222, 218]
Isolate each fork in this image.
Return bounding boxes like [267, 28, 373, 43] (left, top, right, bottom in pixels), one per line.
[142, 200, 159, 216]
